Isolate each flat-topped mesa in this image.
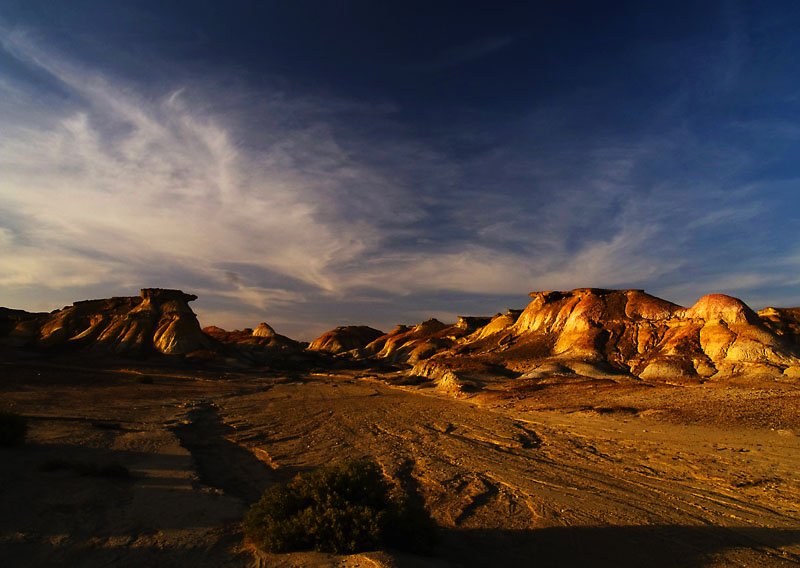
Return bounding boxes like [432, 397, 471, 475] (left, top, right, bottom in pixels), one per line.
[2, 288, 211, 356]
[140, 288, 198, 304]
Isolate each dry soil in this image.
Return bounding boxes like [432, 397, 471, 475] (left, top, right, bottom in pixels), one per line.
[1, 359, 799, 567]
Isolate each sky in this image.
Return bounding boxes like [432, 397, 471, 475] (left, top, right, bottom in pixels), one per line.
[1, 1, 799, 340]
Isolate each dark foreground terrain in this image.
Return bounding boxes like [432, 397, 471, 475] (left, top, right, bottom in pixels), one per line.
[1, 358, 799, 567]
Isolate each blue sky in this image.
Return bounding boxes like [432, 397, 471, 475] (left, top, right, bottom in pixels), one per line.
[1, 1, 799, 339]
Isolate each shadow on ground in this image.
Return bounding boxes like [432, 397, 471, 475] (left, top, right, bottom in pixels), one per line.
[169, 402, 292, 503]
[3, 436, 799, 567]
[432, 524, 800, 568]
[2, 523, 799, 568]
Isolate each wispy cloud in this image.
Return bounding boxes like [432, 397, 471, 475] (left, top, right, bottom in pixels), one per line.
[1, 26, 798, 338]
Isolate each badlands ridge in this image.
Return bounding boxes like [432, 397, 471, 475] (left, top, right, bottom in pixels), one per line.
[3, 287, 799, 388]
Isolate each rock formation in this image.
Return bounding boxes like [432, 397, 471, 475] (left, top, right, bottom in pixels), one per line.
[361, 317, 492, 364]
[308, 326, 385, 354]
[252, 322, 276, 338]
[3, 287, 799, 384]
[202, 323, 302, 364]
[0, 289, 213, 356]
[758, 307, 800, 348]
[400, 289, 800, 389]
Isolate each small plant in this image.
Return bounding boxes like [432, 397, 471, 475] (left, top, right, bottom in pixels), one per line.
[0, 410, 27, 446]
[244, 458, 437, 554]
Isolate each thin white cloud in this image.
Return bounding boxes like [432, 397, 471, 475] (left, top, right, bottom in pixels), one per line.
[1, 27, 797, 337]
[0, 31, 390, 295]
[210, 285, 307, 312]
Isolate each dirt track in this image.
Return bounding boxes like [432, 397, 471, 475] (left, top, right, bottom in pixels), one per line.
[1, 361, 799, 567]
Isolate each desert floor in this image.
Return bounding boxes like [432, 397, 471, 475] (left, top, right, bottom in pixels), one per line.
[1, 359, 799, 567]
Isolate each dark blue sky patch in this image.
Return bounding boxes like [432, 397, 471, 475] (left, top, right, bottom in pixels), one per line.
[1, 0, 799, 337]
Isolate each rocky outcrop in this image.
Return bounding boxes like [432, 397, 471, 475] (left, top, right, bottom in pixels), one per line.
[758, 307, 800, 347]
[308, 326, 385, 354]
[401, 289, 800, 386]
[252, 322, 276, 338]
[364, 317, 495, 364]
[364, 319, 449, 362]
[471, 309, 523, 340]
[0, 289, 213, 356]
[202, 323, 303, 364]
[3, 287, 799, 383]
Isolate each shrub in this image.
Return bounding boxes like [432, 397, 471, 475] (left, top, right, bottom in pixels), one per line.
[244, 458, 437, 555]
[0, 410, 27, 446]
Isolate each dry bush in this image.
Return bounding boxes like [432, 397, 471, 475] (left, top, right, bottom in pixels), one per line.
[244, 458, 437, 554]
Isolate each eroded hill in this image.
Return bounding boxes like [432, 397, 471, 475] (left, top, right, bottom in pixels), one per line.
[3, 287, 800, 390]
[0, 289, 308, 366]
[311, 288, 800, 393]
[0, 289, 212, 356]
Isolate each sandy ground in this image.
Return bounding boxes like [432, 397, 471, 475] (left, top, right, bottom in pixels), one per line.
[1, 359, 799, 567]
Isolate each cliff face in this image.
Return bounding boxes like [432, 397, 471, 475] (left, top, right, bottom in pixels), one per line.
[1, 289, 213, 356]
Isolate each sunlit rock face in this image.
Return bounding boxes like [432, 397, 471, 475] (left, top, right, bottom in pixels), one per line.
[307, 288, 800, 384]
[472, 310, 523, 340]
[362, 317, 493, 364]
[405, 289, 800, 386]
[758, 307, 800, 347]
[308, 325, 385, 354]
[365, 319, 449, 362]
[2, 289, 212, 355]
[3, 286, 800, 383]
[252, 322, 276, 338]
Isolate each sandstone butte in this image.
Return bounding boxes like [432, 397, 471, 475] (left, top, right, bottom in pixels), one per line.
[2, 287, 800, 390]
[1, 289, 211, 356]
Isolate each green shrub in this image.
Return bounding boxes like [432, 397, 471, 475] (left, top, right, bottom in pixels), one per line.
[0, 410, 27, 446]
[244, 458, 437, 554]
